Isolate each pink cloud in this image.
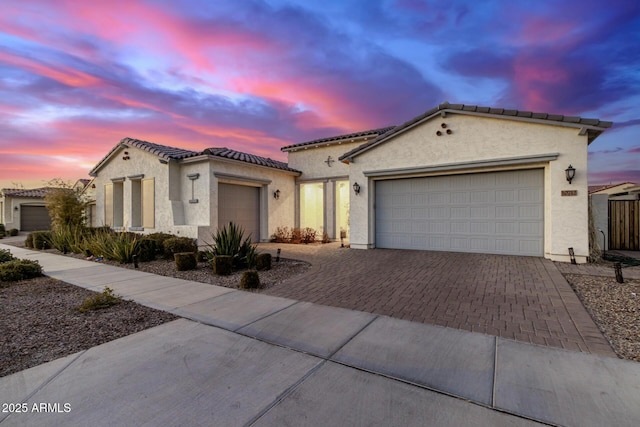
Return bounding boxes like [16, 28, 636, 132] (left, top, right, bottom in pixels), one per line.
[0, 51, 101, 88]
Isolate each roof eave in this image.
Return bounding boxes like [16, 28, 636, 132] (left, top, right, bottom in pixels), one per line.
[341, 106, 613, 160]
[208, 155, 302, 176]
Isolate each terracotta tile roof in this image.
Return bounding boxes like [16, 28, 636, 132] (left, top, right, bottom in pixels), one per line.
[121, 137, 201, 160]
[281, 126, 396, 151]
[90, 137, 299, 176]
[588, 182, 637, 194]
[204, 147, 300, 173]
[1, 187, 53, 198]
[339, 102, 613, 162]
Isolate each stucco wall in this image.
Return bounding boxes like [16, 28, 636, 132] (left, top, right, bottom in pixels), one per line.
[92, 145, 202, 238]
[206, 159, 296, 243]
[287, 141, 361, 180]
[346, 114, 591, 262]
[93, 144, 297, 244]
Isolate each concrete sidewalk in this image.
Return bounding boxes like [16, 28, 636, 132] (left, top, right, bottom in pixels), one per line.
[1, 244, 639, 426]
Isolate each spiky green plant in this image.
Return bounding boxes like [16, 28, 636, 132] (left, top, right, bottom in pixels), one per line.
[48, 225, 86, 253]
[206, 222, 258, 269]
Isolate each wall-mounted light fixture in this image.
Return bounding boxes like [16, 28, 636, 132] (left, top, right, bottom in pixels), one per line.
[565, 165, 576, 184]
[273, 189, 280, 200]
[353, 182, 361, 195]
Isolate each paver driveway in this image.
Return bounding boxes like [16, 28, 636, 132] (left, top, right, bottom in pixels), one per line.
[259, 243, 615, 357]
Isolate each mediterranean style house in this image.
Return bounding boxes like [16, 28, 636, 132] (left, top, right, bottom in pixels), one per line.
[88, 102, 612, 263]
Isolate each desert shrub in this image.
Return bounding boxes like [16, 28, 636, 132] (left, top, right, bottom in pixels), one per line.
[44, 181, 87, 229]
[163, 237, 197, 259]
[270, 226, 291, 243]
[86, 226, 114, 236]
[8, 228, 18, 236]
[24, 233, 34, 248]
[109, 232, 140, 264]
[78, 287, 122, 312]
[83, 229, 139, 263]
[290, 227, 303, 244]
[206, 222, 258, 268]
[0, 259, 43, 282]
[31, 231, 51, 250]
[0, 224, 5, 234]
[174, 252, 197, 271]
[0, 249, 15, 263]
[302, 227, 317, 244]
[212, 255, 233, 275]
[321, 232, 331, 243]
[256, 253, 271, 271]
[48, 225, 85, 253]
[147, 233, 175, 254]
[240, 270, 260, 289]
[136, 239, 156, 262]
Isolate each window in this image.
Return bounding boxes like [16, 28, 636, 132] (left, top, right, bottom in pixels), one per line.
[104, 183, 113, 226]
[300, 182, 324, 232]
[105, 180, 124, 228]
[129, 177, 154, 230]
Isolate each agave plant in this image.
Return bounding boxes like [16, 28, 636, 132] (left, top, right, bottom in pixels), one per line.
[206, 222, 258, 269]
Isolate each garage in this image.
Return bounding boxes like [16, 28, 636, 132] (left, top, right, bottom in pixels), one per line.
[218, 183, 260, 242]
[375, 169, 544, 256]
[20, 205, 52, 231]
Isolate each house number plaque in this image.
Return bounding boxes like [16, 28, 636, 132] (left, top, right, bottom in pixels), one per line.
[561, 190, 577, 196]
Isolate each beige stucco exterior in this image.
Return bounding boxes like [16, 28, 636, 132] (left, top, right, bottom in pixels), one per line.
[345, 114, 591, 263]
[91, 143, 297, 244]
[88, 105, 609, 263]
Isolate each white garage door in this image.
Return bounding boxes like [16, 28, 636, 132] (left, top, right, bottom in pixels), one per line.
[375, 169, 544, 256]
[218, 183, 260, 243]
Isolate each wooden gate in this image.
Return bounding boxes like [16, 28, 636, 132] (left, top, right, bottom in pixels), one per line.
[609, 200, 640, 250]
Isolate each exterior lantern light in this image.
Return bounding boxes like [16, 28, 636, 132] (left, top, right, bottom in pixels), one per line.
[273, 189, 280, 200]
[353, 182, 361, 195]
[565, 165, 576, 184]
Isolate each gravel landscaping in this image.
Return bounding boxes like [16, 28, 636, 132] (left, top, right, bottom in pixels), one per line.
[0, 277, 178, 377]
[0, 245, 311, 378]
[565, 273, 640, 362]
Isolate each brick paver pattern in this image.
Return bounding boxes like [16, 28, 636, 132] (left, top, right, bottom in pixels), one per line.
[260, 244, 616, 357]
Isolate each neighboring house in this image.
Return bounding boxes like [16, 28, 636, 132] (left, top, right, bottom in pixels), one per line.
[589, 182, 639, 251]
[589, 182, 638, 200]
[0, 188, 53, 231]
[91, 102, 612, 263]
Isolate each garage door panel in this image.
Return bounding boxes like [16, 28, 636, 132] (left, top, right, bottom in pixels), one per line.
[21, 206, 51, 231]
[496, 206, 516, 219]
[218, 183, 260, 243]
[519, 205, 542, 219]
[451, 222, 469, 233]
[375, 169, 543, 256]
[451, 191, 470, 204]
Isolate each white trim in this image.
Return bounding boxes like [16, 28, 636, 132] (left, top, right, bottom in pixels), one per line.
[363, 153, 559, 177]
[214, 172, 271, 186]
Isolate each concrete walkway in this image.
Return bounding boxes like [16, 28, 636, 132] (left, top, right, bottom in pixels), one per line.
[1, 244, 640, 426]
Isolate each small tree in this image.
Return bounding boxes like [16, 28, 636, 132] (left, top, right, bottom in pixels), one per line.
[44, 179, 87, 230]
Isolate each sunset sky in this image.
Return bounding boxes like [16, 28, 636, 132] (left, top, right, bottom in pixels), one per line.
[1, 0, 639, 188]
